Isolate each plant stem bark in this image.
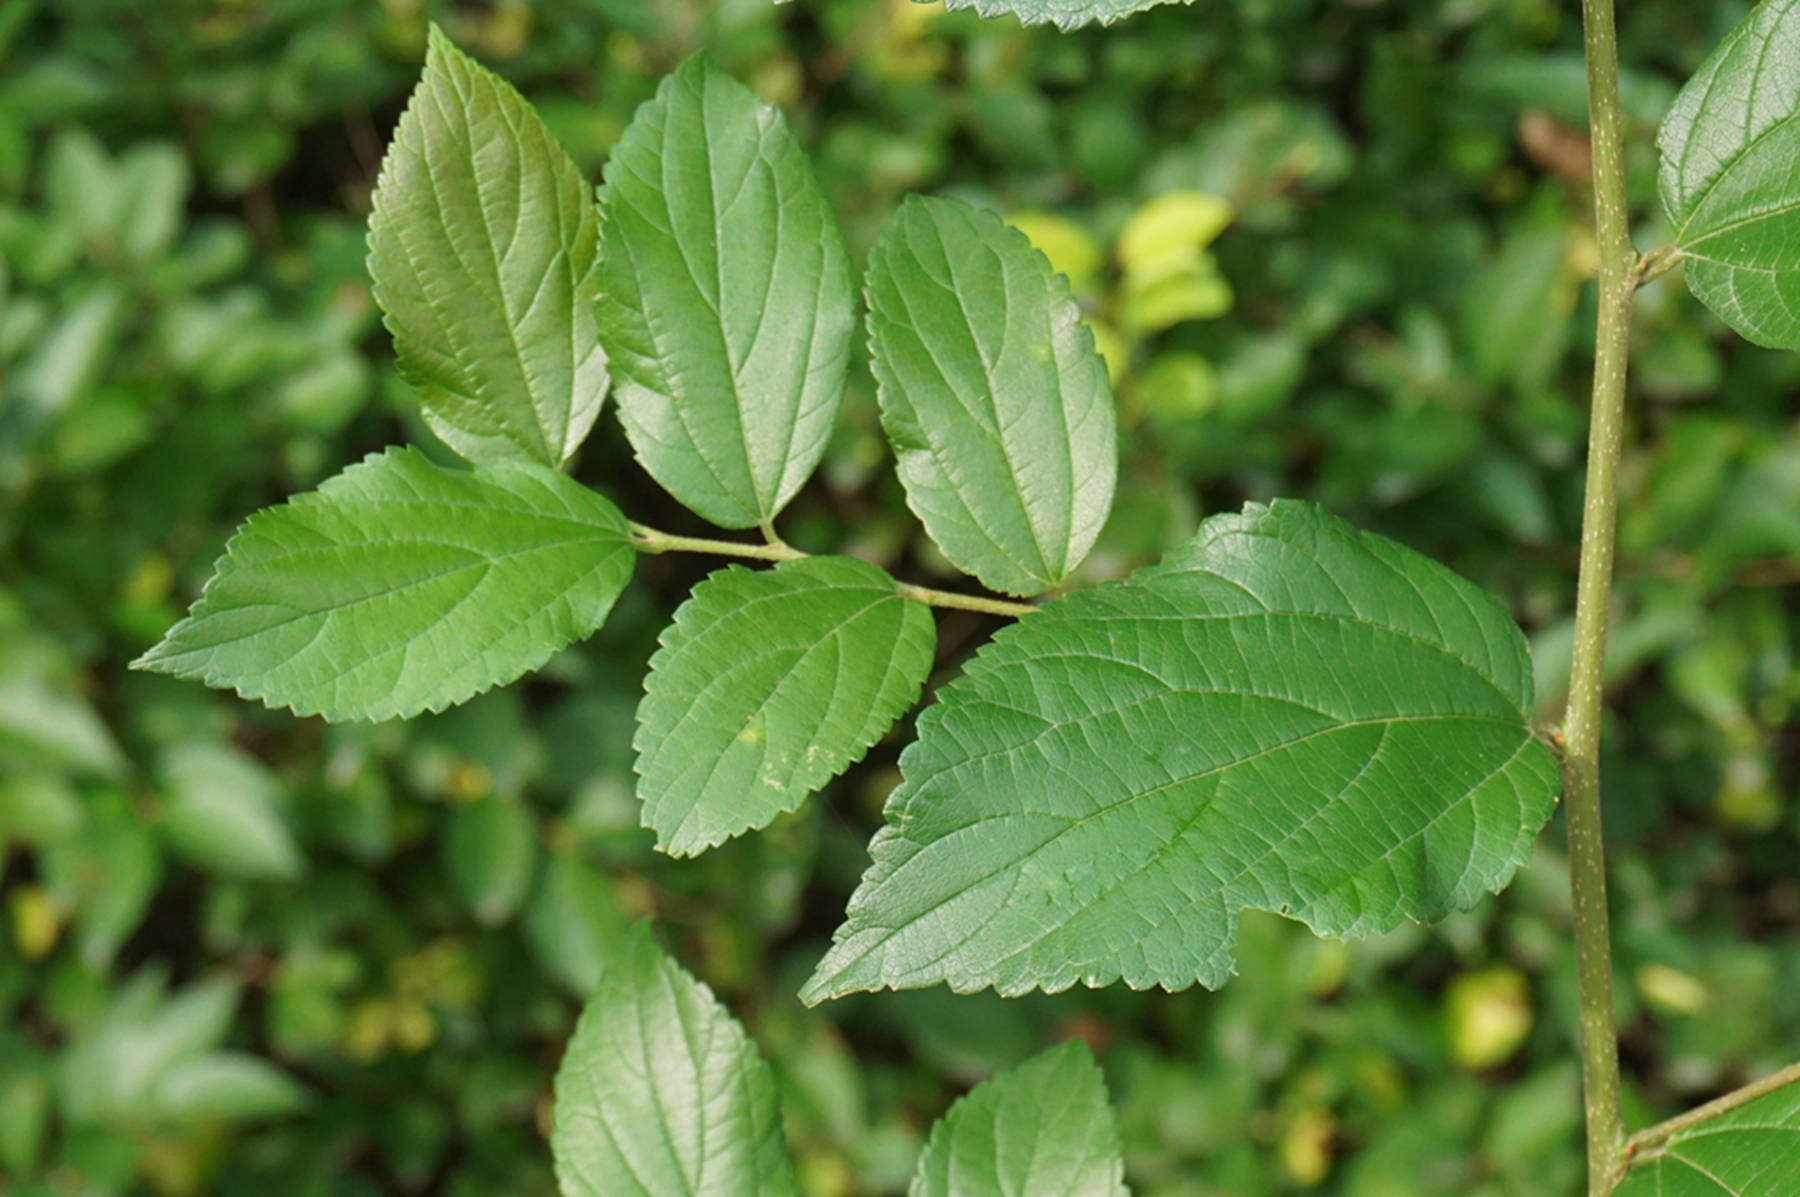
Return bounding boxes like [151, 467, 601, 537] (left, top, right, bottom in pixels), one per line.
[628, 521, 1038, 618]
[1570, 0, 1634, 1190]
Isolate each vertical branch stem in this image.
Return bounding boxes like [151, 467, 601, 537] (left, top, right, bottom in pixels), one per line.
[1569, 0, 1633, 1190]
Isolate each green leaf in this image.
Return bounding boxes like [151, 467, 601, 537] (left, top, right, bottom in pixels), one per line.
[524, 850, 627, 997]
[147, 1053, 310, 1123]
[133, 446, 635, 723]
[599, 54, 854, 529]
[552, 922, 796, 1196]
[910, 1040, 1127, 1197]
[444, 796, 538, 925]
[158, 743, 303, 882]
[866, 196, 1116, 597]
[804, 501, 1559, 1002]
[367, 26, 606, 464]
[636, 557, 937, 856]
[1614, 1080, 1800, 1196]
[1658, 0, 1800, 348]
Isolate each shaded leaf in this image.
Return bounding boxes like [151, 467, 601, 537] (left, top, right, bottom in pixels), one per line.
[1658, 0, 1800, 348]
[867, 196, 1115, 596]
[444, 796, 538, 925]
[552, 923, 795, 1196]
[148, 1053, 310, 1123]
[158, 743, 303, 882]
[600, 54, 854, 529]
[636, 557, 937, 856]
[911, 1040, 1127, 1197]
[367, 26, 606, 464]
[805, 501, 1559, 1001]
[524, 850, 626, 997]
[134, 446, 634, 722]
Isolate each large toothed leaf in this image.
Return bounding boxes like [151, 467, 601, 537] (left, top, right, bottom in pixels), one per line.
[367, 26, 607, 465]
[867, 196, 1116, 597]
[636, 557, 937, 857]
[133, 447, 634, 723]
[910, 1040, 1127, 1197]
[1658, 0, 1800, 348]
[599, 54, 855, 529]
[552, 923, 796, 1197]
[1614, 1079, 1800, 1196]
[804, 501, 1559, 1002]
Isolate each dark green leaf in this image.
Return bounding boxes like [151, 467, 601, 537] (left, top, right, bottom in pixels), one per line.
[444, 796, 538, 925]
[805, 501, 1559, 1001]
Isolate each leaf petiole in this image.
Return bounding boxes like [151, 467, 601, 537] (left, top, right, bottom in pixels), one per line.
[627, 521, 1037, 617]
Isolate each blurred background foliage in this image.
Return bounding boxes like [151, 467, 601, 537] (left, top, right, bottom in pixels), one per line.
[1, 0, 1797, 1193]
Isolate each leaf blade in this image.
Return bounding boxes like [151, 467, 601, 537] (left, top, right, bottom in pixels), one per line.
[635, 557, 937, 856]
[1658, 0, 1800, 348]
[1615, 1081, 1800, 1196]
[600, 54, 855, 529]
[133, 446, 634, 722]
[367, 26, 607, 464]
[867, 196, 1116, 596]
[910, 1040, 1127, 1197]
[804, 501, 1559, 1002]
[552, 922, 796, 1197]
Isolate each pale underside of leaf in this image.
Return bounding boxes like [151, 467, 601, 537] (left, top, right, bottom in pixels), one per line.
[367, 26, 607, 465]
[910, 1040, 1128, 1197]
[1614, 1082, 1800, 1196]
[132, 446, 634, 723]
[1657, 0, 1800, 348]
[909, 0, 1192, 30]
[867, 195, 1116, 597]
[804, 500, 1560, 1002]
[552, 923, 796, 1197]
[599, 54, 854, 529]
[635, 557, 937, 857]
